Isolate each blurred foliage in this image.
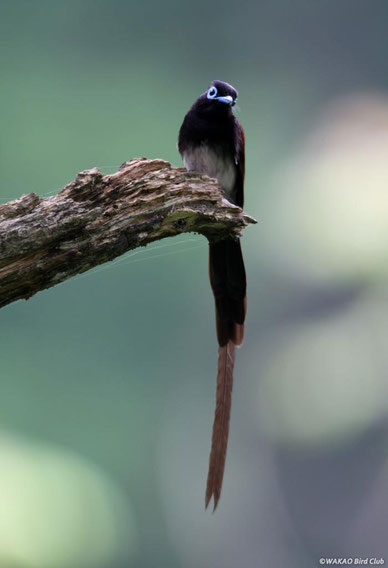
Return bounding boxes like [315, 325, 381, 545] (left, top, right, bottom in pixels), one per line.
[0, 1, 388, 566]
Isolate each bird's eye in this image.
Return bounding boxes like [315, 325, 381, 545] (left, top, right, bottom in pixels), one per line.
[207, 86, 218, 99]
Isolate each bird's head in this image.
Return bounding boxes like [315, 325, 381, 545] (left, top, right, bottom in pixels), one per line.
[192, 80, 238, 115]
[205, 80, 238, 107]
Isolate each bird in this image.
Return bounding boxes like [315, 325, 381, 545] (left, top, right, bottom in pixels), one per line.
[178, 80, 247, 510]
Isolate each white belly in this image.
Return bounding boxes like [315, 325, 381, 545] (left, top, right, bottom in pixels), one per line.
[183, 144, 236, 201]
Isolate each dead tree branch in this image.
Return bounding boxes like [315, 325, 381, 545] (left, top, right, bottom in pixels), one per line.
[0, 158, 256, 309]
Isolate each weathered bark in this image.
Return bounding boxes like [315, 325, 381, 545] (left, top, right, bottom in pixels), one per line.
[0, 158, 256, 309]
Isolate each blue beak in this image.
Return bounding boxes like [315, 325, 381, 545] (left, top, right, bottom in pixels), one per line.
[216, 95, 234, 105]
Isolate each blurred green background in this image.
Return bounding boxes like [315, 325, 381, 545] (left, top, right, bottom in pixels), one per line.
[1, 1, 388, 566]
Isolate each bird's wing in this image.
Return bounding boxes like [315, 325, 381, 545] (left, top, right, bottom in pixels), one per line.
[233, 119, 245, 208]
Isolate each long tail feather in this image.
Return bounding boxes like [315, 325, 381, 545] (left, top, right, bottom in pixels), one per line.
[206, 239, 246, 510]
[205, 340, 235, 510]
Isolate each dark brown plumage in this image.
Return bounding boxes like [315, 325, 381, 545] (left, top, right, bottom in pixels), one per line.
[178, 80, 247, 509]
[205, 340, 235, 510]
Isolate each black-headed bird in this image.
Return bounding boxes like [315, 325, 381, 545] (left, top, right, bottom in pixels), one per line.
[178, 80, 247, 510]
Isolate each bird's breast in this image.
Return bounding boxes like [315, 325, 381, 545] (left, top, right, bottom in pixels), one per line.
[183, 144, 236, 202]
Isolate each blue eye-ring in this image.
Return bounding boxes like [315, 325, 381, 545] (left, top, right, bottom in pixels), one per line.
[207, 86, 218, 99]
